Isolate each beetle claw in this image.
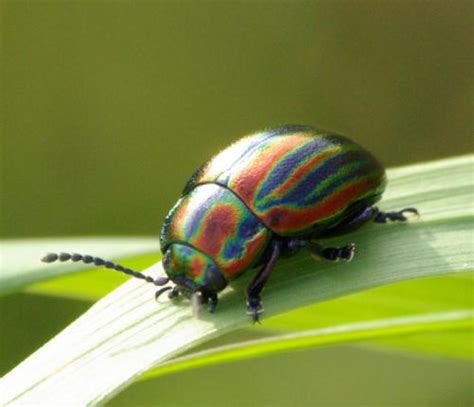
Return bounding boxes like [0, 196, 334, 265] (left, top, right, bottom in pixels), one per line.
[252, 314, 262, 325]
[247, 308, 263, 324]
[247, 298, 264, 323]
[341, 243, 356, 262]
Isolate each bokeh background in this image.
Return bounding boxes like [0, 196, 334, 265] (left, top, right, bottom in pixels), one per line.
[2, 0, 473, 238]
[1, 1, 473, 406]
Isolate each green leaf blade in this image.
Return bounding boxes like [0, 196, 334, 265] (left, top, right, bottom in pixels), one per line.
[141, 310, 473, 381]
[0, 155, 472, 406]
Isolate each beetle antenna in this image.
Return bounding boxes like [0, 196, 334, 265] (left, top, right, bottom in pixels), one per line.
[41, 252, 169, 286]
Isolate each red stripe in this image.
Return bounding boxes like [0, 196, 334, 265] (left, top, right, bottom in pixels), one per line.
[231, 135, 309, 206]
[263, 176, 381, 234]
[195, 205, 237, 258]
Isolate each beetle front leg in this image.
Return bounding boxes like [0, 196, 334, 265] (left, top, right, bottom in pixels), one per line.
[246, 241, 280, 323]
[168, 286, 180, 299]
[207, 292, 218, 313]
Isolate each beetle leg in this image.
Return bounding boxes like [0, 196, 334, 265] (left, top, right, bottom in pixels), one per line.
[168, 286, 180, 299]
[280, 237, 305, 257]
[320, 206, 419, 238]
[246, 241, 280, 323]
[208, 293, 218, 313]
[155, 286, 173, 301]
[374, 207, 419, 223]
[320, 206, 380, 237]
[308, 242, 356, 262]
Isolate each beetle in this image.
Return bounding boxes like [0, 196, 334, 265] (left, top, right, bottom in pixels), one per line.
[43, 125, 418, 322]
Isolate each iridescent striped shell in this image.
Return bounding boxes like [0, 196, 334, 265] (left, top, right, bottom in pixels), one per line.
[161, 125, 386, 282]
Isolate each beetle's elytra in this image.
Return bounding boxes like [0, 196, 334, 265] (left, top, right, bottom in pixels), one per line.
[43, 125, 418, 322]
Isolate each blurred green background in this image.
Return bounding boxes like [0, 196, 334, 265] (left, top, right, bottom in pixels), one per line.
[2, 0, 472, 238]
[1, 1, 473, 406]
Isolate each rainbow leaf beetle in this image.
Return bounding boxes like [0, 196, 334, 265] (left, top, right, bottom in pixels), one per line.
[43, 125, 418, 322]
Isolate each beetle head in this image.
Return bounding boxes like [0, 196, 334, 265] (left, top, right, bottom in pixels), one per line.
[162, 244, 227, 300]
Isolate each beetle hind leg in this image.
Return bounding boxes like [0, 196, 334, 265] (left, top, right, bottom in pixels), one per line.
[319, 205, 419, 238]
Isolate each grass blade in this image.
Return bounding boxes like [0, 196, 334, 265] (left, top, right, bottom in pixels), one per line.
[0, 155, 472, 406]
[141, 310, 473, 380]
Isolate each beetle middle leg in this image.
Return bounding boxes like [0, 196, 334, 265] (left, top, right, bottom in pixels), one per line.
[280, 237, 355, 262]
[247, 241, 281, 323]
[374, 207, 419, 223]
[307, 242, 356, 262]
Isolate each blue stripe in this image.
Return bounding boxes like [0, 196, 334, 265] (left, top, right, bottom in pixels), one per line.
[254, 150, 375, 211]
[255, 137, 332, 201]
